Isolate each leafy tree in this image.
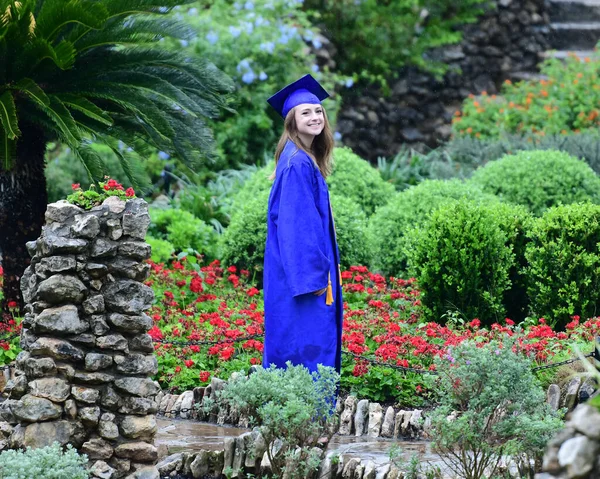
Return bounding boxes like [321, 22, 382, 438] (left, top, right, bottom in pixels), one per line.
[0, 0, 232, 312]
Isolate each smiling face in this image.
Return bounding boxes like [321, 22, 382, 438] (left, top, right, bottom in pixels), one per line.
[294, 103, 324, 145]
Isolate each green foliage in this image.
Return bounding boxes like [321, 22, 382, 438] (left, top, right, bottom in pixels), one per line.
[525, 203, 600, 329]
[66, 178, 135, 210]
[146, 236, 175, 264]
[329, 193, 370, 268]
[469, 150, 600, 216]
[327, 147, 395, 216]
[149, 208, 218, 260]
[406, 200, 513, 324]
[429, 339, 563, 479]
[0, 0, 232, 187]
[217, 363, 339, 479]
[304, 0, 487, 88]
[0, 442, 89, 479]
[368, 179, 497, 276]
[454, 54, 600, 139]
[178, 0, 342, 168]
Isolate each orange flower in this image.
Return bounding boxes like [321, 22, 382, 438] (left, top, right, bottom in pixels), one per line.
[577, 73, 583, 78]
[508, 101, 515, 108]
[473, 101, 480, 107]
[454, 110, 461, 117]
[585, 57, 591, 63]
[540, 90, 548, 97]
[504, 79, 512, 85]
[499, 108, 505, 113]
[466, 127, 473, 134]
[561, 129, 568, 135]
[481, 91, 488, 96]
[574, 79, 579, 85]
[526, 98, 532, 105]
[475, 132, 481, 138]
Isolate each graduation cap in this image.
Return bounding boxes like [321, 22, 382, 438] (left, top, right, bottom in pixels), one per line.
[267, 74, 330, 119]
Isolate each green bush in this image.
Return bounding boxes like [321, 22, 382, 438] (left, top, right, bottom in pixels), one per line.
[327, 147, 395, 216]
[0, 442, 89, 479]
[469, 150, 600, 216]
[147, 236, 176, 264]
[430, 339, 562, 479]
[329, 193, 371, 267]
[216, 364, 339, 479]
[525, 203, 600, 329]
[148, 208, 218, 260]
[406, 199, 514, 324]
[368, 179, 498, 276]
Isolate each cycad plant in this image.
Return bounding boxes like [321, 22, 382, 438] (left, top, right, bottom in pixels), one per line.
[0, 0, 233, 312]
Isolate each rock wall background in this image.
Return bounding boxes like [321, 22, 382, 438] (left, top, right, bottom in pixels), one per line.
[332, 0, 550, 161]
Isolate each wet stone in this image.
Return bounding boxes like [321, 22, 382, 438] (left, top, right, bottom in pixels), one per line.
[118, 241, 152, 261]
[36, 275, 87, 304]
[129, 333, 154, 353]
[85, 353, 113, 371]
[90, 238, 119, 258]
[107, 313, 152, 333]
[30, 337, 84, 361]
[86, 263, 109, 279]
[102, 280, 154, 315]
[35, 256, 76, 277]
[83, 295, 105, 314]
[114, 354, 158, 376]
[72, 371, 114, 385]
[97, 334, 129, 352]
[33, 305, 88, 335]
[91, 315, 111, 336]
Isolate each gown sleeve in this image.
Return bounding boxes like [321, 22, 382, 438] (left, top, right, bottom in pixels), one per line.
[277, 161, 330, 297]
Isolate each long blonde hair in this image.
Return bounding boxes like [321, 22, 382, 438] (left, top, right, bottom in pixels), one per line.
[270, 106, 334, 180]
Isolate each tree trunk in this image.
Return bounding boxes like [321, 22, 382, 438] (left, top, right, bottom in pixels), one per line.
[0, 125, 47, 319]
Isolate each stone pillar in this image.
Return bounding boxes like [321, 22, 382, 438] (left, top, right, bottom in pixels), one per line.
[4, 198, 159, 479]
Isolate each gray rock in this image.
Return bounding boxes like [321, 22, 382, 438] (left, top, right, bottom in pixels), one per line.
[557, 435, 599, 477]
[5, 375, 28, 399]
[83, 295, 105, 314]
[34, 305, 87, 335]
[157, 453, 183, 476]
[28, 378, 70, 403]
[86, 263, 109, 279]
[339, 396, 357, 435]
[107, 219, 123, 241]
[380, 407, 395, 438]
[69, 333, 95, 346]
[125, 466, 159, 479]
[120, 415, 157, 439]
[190, 450, 210, 478]
[36, 275, 86, 304]
[102, 279, 154, 314]
[85, 353, 113, 371]
[98, 417, 119, 441]
[35, 256, 77, 277]
[232, 432, 250, 477]
[563, 377, 583, 410]
[91, 315, 110, 336]
[39, 236, 88, 256]
[30, 337, 84, 361]
[45, 201, 84, 223]
[547, 384, 561, 411]
[72, 371, 114, 384]
[71, 386, 101, 404]
[21, 420, 75, 448]
[103, 196, 126, 214]
[109, 457, 131, 476]
[114, 377, 160, 397]
[89, 460, 116, 479]
[129, 334, 154, 353]
[570, 404, 600, 440]
[180, 391, 194, 420]
[114, 442, 158, 462]
[11, 394, 62, 422]
[223, 436, 236, 472]
[363, 461, 376, 479]
[101, 387, 122, 410]
[354, 399, 369, 436]
[368, 403, 383, 437]
[97, 334, 129, 352]
[114, 354, 158, 375]
[72, 214, 101, 239]
[107, 313, 152, 333]
[82, 437, 114, 460]
[579, 378, 597, 403]
[118, 397, 157, 415]
[119, 241, 152, 261]
[90, 238, 119, 258]
[65, 399, 77, 419]
[342, 457, 361, 479]
[375, 464, 390, 479]
[23, 356, 56, 378]
[107, 258, 150, 282]
[122, 199, 151, 239]
[79, 406, 101, 426]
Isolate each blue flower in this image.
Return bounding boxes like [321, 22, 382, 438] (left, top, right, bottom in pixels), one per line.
[260, 41, 275, 54]
[244, 1, 254, 9]
[345, 78, 354, 88]
[242, 70, 256, 84]
[233, 2, 242, 10]
[236, 59, 251, 73]
[228, 26, 241, 38]
[158, 151, 170, 160]
[311, 64, 319, 73]
[242, 21, 254, 34]
[255, 16, 268, 27]
[206, 31, 219, 45]
[259, 71, 268, 81]
[333, 131, 342, 141]
[187, 7, 198, 15]
[179, 39, 189, 47]
[312, 38, 322, 49]
[278, 35, 289, 45]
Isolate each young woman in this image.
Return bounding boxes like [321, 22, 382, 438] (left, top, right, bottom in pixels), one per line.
[263, 75, 343, 374]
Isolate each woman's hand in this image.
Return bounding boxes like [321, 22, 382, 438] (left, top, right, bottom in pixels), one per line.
[313, 287, 327, 296]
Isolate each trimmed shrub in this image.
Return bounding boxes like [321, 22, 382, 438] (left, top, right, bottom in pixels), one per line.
[220, 189, 370, 274]
[469, 150, 600, 216]
[147, 236, 175, 264]
[148, 208, 218, 259]
[0, 442, 89, 479]
[327, 147, 395, 216]
[525, 202, 600, 329]
[368, 179, 498, 276]
[406, 199, 514, 324]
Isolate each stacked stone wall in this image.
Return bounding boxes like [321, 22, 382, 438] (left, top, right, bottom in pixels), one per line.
[0, 198, 159, 479]
[334, 0, 550, 161]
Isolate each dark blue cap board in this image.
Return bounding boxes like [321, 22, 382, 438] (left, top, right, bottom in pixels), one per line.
[267, 74, 330, 119]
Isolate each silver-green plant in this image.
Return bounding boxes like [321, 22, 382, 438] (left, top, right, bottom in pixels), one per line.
[217, 363, 340, 479]
[0, 442, 88, 479]
[429, 337, 563, 479]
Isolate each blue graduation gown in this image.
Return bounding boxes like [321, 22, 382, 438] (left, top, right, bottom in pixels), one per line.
[263, 140, 343, 373]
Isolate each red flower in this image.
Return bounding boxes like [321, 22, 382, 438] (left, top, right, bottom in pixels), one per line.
[175, 366, 182, 373]
[71, 183, 80, 190]
[228, 266, 237, 273]
[190, 277, 203, 293]
[125, 187, 135, 197]
[199, 371, 210, 382]
[246, 287, 260, 297]
[6, 301, 18, 309]
[184, 359, 194, 368]
[469, 319, 481, 329]
[505, 318, 515, 326]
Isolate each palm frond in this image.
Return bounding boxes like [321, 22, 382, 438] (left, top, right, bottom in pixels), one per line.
[14, 38, 76, 77]
[11, 77, 50, 106]
[101, 0, 195, 18]
[34, 95, 81, 145]
[0, 125, 16, 170]
[56, 94, 112, 126]
[0, 91, 20, 139]
[107, 142, 152, 191]
[71, 142, 106, 182]
[35, 0, 108, 40]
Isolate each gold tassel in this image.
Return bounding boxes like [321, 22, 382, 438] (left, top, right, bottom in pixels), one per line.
[339, 264, 342, 285]
[326, 271, 334, 305]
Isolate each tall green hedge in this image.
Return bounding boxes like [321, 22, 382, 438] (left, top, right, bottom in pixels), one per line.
[469, 150, 600, 216]
[368, 179, 498, 276]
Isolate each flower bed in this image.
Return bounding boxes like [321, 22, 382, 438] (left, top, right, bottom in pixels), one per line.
[144, 258, 598, 405]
